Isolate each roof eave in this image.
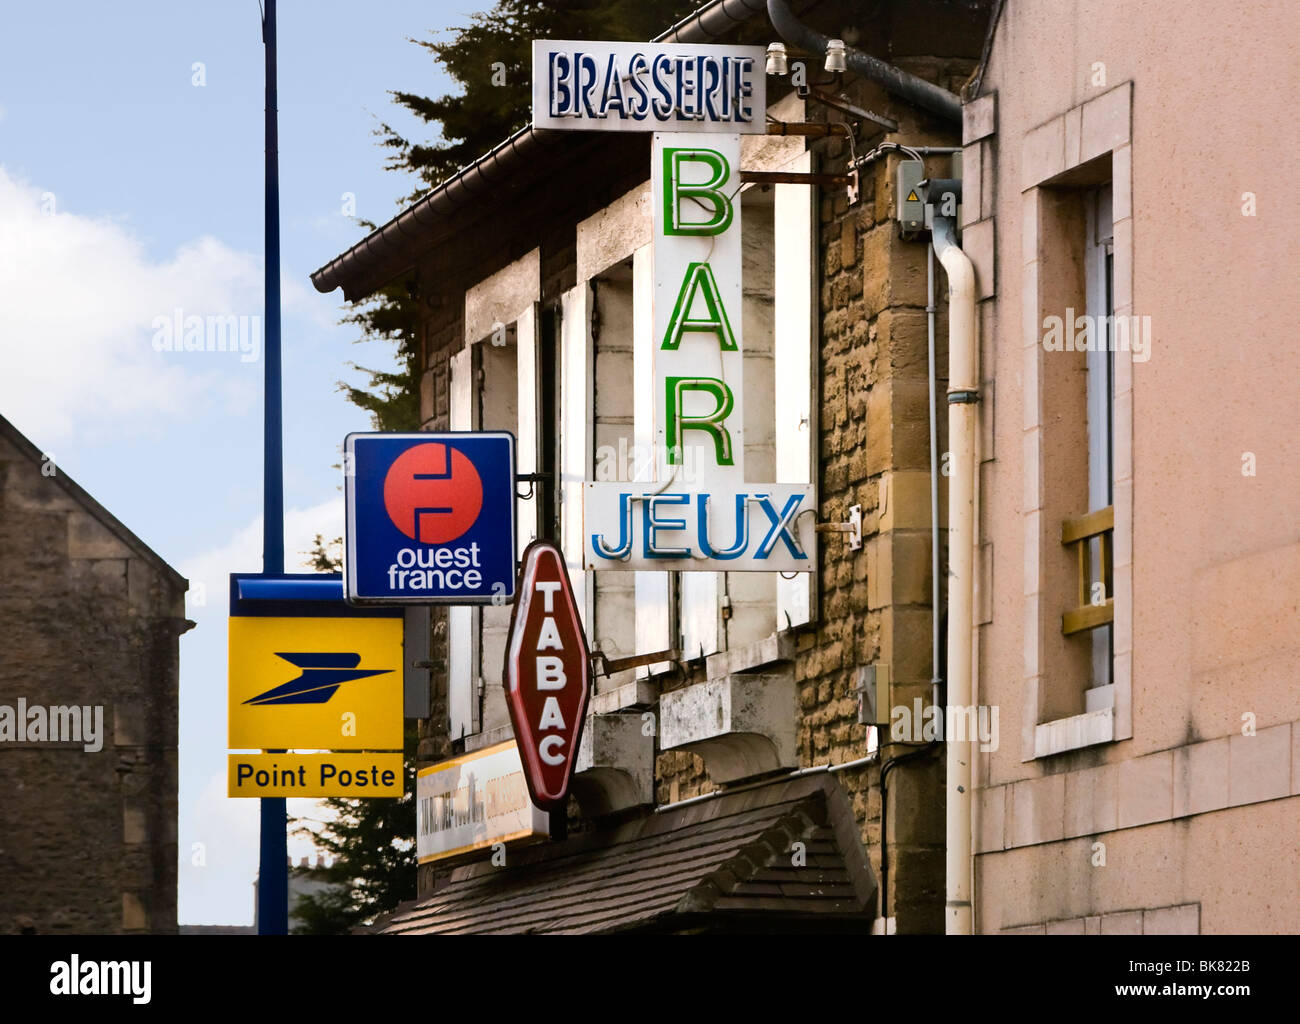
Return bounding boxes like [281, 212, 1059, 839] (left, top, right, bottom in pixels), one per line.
[310, 0, 771, 301]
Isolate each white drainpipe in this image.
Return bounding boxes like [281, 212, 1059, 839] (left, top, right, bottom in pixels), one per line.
[931, 214, 977, 936]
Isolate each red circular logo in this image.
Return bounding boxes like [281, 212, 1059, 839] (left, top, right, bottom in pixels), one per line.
[382, 442, 483, 544]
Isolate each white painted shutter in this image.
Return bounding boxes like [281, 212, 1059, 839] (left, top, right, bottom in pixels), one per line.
[559, 283, 593, 629]
[516, 303, 539, 552]
[632, 244, 672, 672]
[775, 153, 815, 629]
[447, 345, 478, 739]
[680, 572, 719, 659]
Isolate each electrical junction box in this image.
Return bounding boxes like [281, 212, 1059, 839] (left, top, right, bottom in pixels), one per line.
[855, 664, 891, 727]
[896, 159, 925, 230]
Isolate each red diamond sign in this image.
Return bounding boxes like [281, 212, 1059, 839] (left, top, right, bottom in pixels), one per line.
[503, 540, 592, 812]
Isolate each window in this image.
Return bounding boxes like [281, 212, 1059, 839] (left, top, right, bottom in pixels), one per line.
[448, 250, 541, 743]
[1083, 185, 1114, 691]
[1015, 85, 1135, 760]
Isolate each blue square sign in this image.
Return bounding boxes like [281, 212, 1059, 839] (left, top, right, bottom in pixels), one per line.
[344, 432, 516, 605]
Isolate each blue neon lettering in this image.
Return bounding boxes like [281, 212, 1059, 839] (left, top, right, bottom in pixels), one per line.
[576, 53, 599, 119]
[696, 493, 748, 559]
[755, 494, 807, 559]
[549, 53, 572, 118]
[598, 54, 626, 118]
[733, 57, 755, 122]
[626, 54, 649, 119]
[644, 494, 690, 558]
[651, 54, 675, 119]
[674, 56, 693, 119]
[702, 58, 721, 121]
[591, 493, 634, 559]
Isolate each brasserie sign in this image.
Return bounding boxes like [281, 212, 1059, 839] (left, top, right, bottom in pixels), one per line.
[532, 40, 767, 133]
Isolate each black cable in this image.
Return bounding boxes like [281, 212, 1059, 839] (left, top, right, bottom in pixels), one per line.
[877, 741, 940, 927]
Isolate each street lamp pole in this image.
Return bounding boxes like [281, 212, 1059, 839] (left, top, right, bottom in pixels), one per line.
[258, 0, 288, 937]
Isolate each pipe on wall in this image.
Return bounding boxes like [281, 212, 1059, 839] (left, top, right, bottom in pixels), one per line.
[765, 0, 962, 123]
[931, 213, 977, 936]
[927, 244, 942, 712]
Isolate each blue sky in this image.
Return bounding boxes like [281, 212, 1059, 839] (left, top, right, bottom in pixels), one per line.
[0, 0, 483, 925]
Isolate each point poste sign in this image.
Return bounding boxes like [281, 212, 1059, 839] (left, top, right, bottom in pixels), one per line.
[503, 540, 591, 812]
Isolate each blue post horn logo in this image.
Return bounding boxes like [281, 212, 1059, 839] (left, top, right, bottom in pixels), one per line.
[243, 652, 393, 706]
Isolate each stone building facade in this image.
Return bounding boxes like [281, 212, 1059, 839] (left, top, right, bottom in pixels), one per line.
[314, 0, 994, 933]
[0, 414, 187, 934]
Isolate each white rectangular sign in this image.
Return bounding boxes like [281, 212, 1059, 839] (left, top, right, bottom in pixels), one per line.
[584, 482, 817, 571]
[582, 131, 818, 573]
[532, 40, 766, 133]
[416, 742, 548, 864]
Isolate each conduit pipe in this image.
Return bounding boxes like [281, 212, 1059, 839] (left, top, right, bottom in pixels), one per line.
[927, 244, 941, 713]
[930, 213, 977, 936]
[765, 0, 962, 123]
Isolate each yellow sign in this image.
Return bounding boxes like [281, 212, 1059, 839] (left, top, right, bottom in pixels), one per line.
[416, 742, 549, 863]
[228, 616, 403, 750]
[228, 752, 404, 798]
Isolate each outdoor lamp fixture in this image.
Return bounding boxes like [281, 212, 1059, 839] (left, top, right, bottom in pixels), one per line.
[824, 39, 847, 74]
[765, 41, 789, 76]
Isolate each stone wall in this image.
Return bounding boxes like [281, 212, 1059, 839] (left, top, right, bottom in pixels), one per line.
[0, 426, 186, 934]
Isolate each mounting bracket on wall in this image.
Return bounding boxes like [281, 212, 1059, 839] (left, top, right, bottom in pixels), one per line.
[815, 504, 862, 550]
[740, 170, 852, 188]
[590, 647, 680, 678]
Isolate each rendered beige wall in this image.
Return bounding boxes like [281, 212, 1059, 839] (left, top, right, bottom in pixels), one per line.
[972, 0, 1300, 933]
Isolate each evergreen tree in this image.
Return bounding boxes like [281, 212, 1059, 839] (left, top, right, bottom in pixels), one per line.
[342, 1, 696, 425]
[379, 0, 700, 201]
[289, 726, 419, 935]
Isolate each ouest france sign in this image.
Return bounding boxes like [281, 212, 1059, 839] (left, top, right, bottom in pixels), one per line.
[344, 431, 517, 604]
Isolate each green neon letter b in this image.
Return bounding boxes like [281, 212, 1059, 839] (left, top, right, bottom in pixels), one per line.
[663, 148, 733, 236]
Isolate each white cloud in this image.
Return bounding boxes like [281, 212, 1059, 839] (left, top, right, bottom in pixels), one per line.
[179, 496, 345, 619]
[177, 497, 346, 926]
[0, 167, 262, 443]
[179, 769, 330, 926]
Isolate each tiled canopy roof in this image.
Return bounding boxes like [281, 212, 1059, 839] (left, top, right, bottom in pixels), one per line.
[376, 773, 877, 935]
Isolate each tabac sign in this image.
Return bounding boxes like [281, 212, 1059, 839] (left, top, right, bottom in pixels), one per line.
[502, 541, 591, 812]
[584, 131, 817, 571]
[532, 40, 766, 133]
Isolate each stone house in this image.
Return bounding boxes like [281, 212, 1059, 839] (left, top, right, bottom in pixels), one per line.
[0, 413, 188, 934]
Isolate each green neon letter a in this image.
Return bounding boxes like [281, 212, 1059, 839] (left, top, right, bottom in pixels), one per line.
[665, 376, 735, 466]
[663, 148, 733, 236]
[661, 262, 737, 352]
